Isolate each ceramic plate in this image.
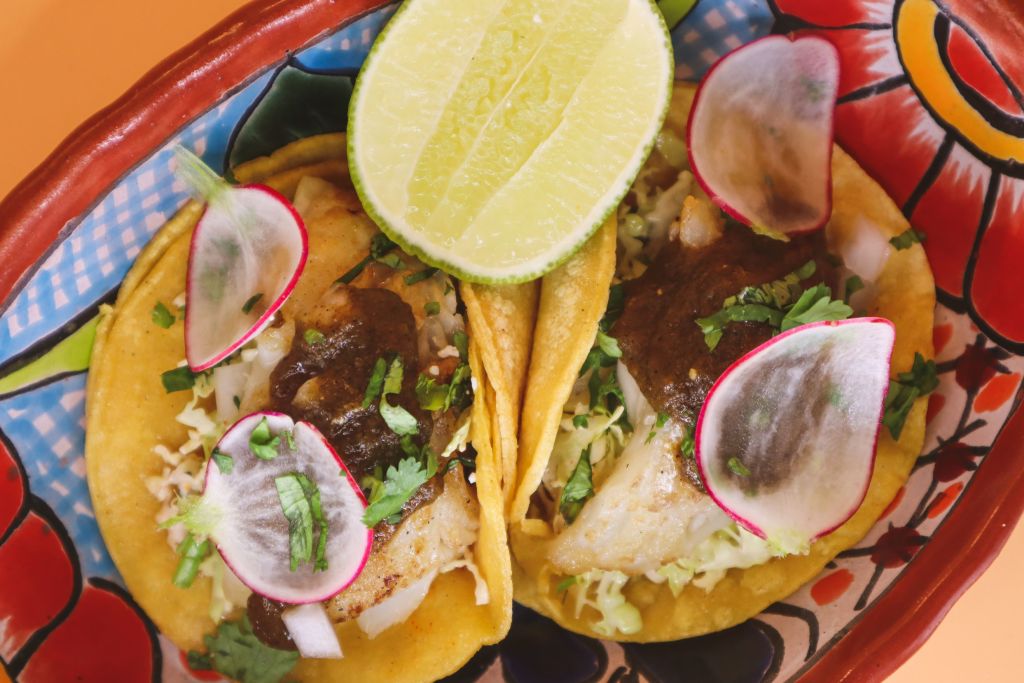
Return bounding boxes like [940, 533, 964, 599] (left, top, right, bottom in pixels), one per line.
[2, 1, 1024, 681]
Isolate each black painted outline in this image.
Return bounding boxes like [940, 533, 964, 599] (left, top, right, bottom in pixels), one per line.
[6, 496, 84, 677]
[836, 74, 909, 105]
[761, 602, 818, 662]
[935, 15, 1024, 137]
[0, 429, 29, 546]
[88, 577, 164, 683]
[901, 132, 955, 217]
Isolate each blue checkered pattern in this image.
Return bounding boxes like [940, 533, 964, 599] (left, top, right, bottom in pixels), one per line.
[672, 0, 774, 80]
[0, 374, 116, 578]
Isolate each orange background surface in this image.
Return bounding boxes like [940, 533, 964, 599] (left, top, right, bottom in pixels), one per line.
[0, 1, 1020, 681]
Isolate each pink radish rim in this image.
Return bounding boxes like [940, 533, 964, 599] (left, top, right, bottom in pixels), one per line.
[685, 33, 841, 236]
[184, 183, 309, 372]
[204, 411, 374, 603]
[693, 317, 895, 541]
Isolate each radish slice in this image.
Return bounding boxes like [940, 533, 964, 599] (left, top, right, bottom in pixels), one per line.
[687, 35, 840, 236]
[695, 319, 894, 555]
[199, 412, 372, 604]
[175, 148, 308, 371]
[281, 603, 343, 659]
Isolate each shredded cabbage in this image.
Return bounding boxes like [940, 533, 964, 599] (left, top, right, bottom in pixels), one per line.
[571, 570, 642, 637]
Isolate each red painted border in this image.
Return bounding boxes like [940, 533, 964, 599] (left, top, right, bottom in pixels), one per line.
[0, 0, 1022, 681]
[0, 0, 389, 310]
[803, 398, 1024, 682]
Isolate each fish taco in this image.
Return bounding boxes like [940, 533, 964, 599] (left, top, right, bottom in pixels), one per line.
[86, 134, 535, 681]
[509, 82, 936, 641]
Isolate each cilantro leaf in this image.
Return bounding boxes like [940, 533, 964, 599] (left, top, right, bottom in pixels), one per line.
[295, 473, 329, 572]
[445, 363, 473, 412]
[416, 373, 448, 411]
[190, 615, 299, 683]
[646, 412, 669, 444]
[379, 358, 420, 436]
[161, 366, 197, 393]
[559, 447, 594, 524]
[572, 414, 589, 429]
[275, 474, 313, 571]
[727, 457, 751, 477]
[883, 353, 938, 439]
[152, 301, 175, 328]
[404, 267, 438, 285]
[890, 228, 925, 250]
[362, 457, 432, 527]
[337, 233, 398, 284]
[241, 292, 263, 314]
[844, 275, 864, 302]
[453, 330, 469, 362]
[556, 576, 579, 594]
[599, 283, 626, 332]
[424, 301, 440, 316]
[680, 423, 695, 459]
[211, 449, 234, 475]
[595, 330, 622, 359]
[249, 417, 281, 460]
[303, 328, 325, 345]
[779, 285, 853, 331]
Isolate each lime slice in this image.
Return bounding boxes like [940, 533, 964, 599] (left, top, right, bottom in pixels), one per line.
[348, 0, 673, 283]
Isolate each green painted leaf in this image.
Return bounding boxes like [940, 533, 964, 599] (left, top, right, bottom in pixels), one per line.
[0, 315, 99, 397]
[657, 0, 699, 30]
[229, 65, 354, 167]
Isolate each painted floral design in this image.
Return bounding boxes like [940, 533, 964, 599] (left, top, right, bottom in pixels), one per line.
[771, 0, 1024, 350]
[0, 434, 159, 681]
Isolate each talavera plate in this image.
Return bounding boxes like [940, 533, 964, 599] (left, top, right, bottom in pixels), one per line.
[2, 1, 1024, 681]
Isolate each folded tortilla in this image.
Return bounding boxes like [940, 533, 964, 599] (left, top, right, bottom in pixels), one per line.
[509, 84, 935, 641]
[86, 134, 536, 681]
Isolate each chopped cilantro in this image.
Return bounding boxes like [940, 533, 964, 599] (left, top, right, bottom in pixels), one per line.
[375, 253, 405, 269]
[416, 374, 448, 411]
[424, 301, 440, 316]
[695, 261, 853, 349]
[595, 330, 622, 359]
[303, 328, 325, 345]
[362, 456, 436, 527]
[283, 429, 296, 451]
[600, 283, 626, 331]
[380, 357, 420, 436]
[727, 457, 751, 477]
[275, 473, 314, 572]
[249, 417, 281, 460]
[404, 267, 438, 285]
[572, 414, 589, 429]
[556, 576, 579, 594]
[211, 449, 234, 475]
[152, 301, 175, 328]
[241, 292, 263, 314]
[680, 424, 695, 459]
[844, 275, 864, 301]
[883, 352, 938, 439]
[779, 284, 853, 331]
[187, 615, 299, 683]
[453, 330, 469, 362]
[232, 395, 241, 409]
[559, 447, 594, 524]
[646, 412, 669, 444]
[337, 233, 397, 284]
[890, 228, 925, 250]
[445, 363, 473, 412]
[362, 357, 388, 409]
[161, 366, 197, 393]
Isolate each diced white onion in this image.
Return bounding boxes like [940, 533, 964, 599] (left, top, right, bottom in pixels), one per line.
[281, 603, 343, 659]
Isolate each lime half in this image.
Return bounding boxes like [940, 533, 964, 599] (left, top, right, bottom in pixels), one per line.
[348, 0, 673, 283]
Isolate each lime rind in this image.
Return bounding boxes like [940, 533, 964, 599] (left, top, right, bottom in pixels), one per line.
[348, 0, 674, 285]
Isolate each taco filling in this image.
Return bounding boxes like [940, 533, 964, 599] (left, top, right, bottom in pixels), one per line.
[87, 139, 517, 683]
[510, 83, 936, 639]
